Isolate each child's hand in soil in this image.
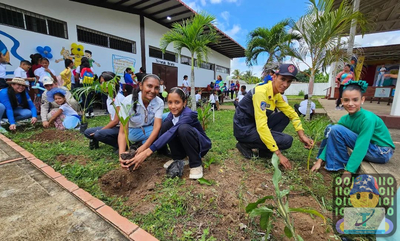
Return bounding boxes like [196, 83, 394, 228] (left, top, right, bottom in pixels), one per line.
[121, 149, 153, 171]
[135, 145, 147, 155]
[119, 152, 129, 164]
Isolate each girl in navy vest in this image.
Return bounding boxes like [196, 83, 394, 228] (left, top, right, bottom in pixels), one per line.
[121, 87, 212, 179]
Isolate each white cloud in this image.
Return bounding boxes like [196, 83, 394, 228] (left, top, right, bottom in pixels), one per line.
[230, 58, 264, 77]
[210, 0, 238, 4]
[221, 11, 230, 22]
[225, 24, 241, 39]
[210, 0, 222, 3]
[200, 0, 207, 6]
[185, 1, 201, 12]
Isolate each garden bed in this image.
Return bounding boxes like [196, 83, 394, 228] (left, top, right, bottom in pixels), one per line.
[7, 109, 339, 240]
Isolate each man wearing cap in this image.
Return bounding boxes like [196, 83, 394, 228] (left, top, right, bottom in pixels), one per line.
[0, 78, 37, 131]
[41, 76, 79, 128]
[233, 64, 313, 169]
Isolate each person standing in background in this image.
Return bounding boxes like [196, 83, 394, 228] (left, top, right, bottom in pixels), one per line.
[182, 75, 190, 96]
[135, 67, 146, 84]
[14, 60, 35, 88]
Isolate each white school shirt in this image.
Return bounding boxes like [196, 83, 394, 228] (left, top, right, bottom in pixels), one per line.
[182, 79, 189, 87]
[0, 64, 6, 78]
[119, 92, 164, 128]
[298, 99, 316, 115]
[195, 93, 201, 102]
[106, 92, 125, 121]
[14, 67, 28, 86]
[59, 103, 78, 117]
[172, 115, 180, 126]
[379, 67, 386, 73]
[160, 84, 165, 93]
[209, 94, 218, 103]
[34, 67, 56, 83]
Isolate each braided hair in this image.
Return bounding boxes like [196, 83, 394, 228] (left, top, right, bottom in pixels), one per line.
[343, 80, 368, 95]
[131, 74, 160, 114]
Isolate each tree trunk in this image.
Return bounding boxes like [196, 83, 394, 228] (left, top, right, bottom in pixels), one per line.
[190, 54, 196, 110]
[305, 69, 316, 120]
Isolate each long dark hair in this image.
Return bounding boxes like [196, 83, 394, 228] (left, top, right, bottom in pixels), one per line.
[131, 74, 160, 114]
[7, 86, 29, 109]
[64, 59, 73, 68]
[124, 67, 132, 75]
[27, 53, 42, 77]
[80, 57, 90, 70]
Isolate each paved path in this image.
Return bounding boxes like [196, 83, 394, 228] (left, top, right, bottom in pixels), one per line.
[0, 135, 158, 241]
[319, 98, 400, 188]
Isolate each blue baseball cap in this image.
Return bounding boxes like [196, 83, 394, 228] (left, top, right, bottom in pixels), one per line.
[275, 64, 298, 80]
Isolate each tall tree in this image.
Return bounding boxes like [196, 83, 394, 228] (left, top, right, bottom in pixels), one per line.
[286, 0, 366, 119]
[245, 19, 301, 67]
[232, 69, 241, 80]
[160, 12, 220, 110]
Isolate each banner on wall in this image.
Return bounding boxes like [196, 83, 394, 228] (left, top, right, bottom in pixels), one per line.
[112, 54, 136, 77]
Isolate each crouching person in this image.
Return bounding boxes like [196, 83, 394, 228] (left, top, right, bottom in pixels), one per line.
[233, 64, 313, 169]
[121, 88, 211, 179]
[84, 72, 124, 151]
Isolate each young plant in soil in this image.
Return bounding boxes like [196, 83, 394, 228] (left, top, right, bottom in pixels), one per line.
[197, 103, 213, 130]
[100, 78, 137, 166]
[301, 116, 330, 171]
[246, 154, 326, 240]
[72, 79, 101, 132]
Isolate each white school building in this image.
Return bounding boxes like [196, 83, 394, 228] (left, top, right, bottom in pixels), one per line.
[0, 0, 245, 90]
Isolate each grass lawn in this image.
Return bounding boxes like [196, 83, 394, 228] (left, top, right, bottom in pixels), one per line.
[6, 111, 351, 240]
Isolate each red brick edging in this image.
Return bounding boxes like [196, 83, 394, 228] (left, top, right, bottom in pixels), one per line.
[0, 134, 158, 241]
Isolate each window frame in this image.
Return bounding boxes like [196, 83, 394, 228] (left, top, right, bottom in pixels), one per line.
[0, 3, 68, 39]
[149, 46, 177, 63]
[77, 26, 136, 54]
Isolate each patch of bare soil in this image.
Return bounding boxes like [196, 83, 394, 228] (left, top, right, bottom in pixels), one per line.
[99, 149, 335, 240]
[24, 129, 80, 143]
[56, 154, 90, 165]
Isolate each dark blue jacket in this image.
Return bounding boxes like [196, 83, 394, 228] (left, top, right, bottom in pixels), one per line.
[150, 107, 211, 154]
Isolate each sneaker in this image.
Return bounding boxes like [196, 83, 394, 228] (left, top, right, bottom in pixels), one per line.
[335, 106, 341, 110]
[90, 112, 95, 118]
[236, 142, 252, 159]
[163, 159, 189, 169]
[340, 106, 344, 110]
[189, 166, 203, 179]
[85, 113, 90, 118]
[89, 139, 99, 150]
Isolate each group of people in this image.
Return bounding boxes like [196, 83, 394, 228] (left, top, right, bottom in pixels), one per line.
[233, 63, 394, 179]
[0, 53, 396, 180]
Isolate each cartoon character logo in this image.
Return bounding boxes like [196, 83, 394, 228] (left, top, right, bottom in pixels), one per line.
[55, 47, 73, 64]
[288, 65, 295, 73]
[84, 50, 100, 68]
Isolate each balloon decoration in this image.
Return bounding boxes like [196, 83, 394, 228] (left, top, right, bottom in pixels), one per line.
[71, 43, 84, 56]
[162, 91, 168, 98]
[36, 46, 53, 59]
[31, 82, 46, 92]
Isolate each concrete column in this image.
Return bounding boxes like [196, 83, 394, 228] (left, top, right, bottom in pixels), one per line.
[329, 61, 337, 98]
[390, 66, 400, 116]
[347, 0, 361, 58]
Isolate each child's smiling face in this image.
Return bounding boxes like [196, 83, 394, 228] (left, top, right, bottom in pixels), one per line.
[54, 95, 66, 105]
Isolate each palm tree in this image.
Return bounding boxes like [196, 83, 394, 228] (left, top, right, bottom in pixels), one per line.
[245, 19, 301, 67]
[160, 12, 220, 110]
[286, 0, 367, 120]
[232, 69, 241, 80]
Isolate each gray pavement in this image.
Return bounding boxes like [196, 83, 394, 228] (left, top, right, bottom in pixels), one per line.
[0, 145, 129, 241]
[319, 98, 400, 188]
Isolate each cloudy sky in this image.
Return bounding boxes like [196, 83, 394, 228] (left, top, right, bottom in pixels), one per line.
[182, 0, 400, 77]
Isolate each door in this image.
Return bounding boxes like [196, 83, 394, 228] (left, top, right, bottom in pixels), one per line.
[152, 63, 178, 92]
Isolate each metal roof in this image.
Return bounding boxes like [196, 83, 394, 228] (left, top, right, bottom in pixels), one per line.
[354, 44, 400, 63]
[70, 0, 245, 58]
[334, 0, 400, 34]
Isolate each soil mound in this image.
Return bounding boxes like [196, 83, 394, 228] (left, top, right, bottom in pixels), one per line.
[25, 129, 80, 143]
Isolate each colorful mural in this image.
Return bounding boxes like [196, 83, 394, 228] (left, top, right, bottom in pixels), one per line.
[0, 30, 24, 75]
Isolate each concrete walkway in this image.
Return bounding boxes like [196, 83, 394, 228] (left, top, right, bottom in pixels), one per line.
[0, 135, 158, 241]
[319, 98, 400, 188]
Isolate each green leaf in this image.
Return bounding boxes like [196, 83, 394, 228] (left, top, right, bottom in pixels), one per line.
[280, 189, 289, 198]
[297, 234, 304, 241]
[245, 195, 274, 213]
[284, 226, 293, 238]
[249, 206, 273, 218]
[198, 178, 213, 186]
[271, 153, 282, 191]
[289, 208, 326, 224]
[260, 212, 271, 230]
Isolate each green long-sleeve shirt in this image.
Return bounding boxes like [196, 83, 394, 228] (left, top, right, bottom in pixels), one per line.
[320, 108, 395, 173]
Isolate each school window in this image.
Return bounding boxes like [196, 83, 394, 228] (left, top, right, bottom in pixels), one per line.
[181, 56, 190, 65]
[197, 61, 214, 70]
[216, 65, 230, 74]
[149, 46, 177, 62]
[77, 26, 136, 54]
[0, 3, 68, 39]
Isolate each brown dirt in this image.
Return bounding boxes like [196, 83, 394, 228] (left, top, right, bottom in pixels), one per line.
[99, 149, 335, 240]
[24, 129, 80, 143]
[56, 154, 90, 165]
